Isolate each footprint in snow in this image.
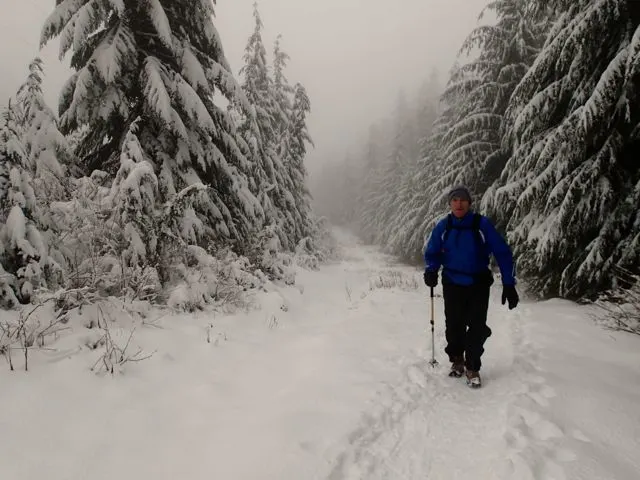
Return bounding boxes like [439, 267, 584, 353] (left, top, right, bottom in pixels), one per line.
[526, 383, 557, 407]
[518, 408, 564, 441]
[571, 429, 591, 443]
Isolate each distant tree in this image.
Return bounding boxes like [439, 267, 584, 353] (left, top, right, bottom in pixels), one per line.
[392, 71, 442, 261]
[272, 37, 314, 244]
[286, 82, 314, 240]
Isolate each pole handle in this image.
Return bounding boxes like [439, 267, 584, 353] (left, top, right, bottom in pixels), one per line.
[428, 286, 437, 365]
[430, 287, 435, 327]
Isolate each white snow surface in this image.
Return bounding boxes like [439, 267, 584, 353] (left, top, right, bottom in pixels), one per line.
[1, 230, 639, 480]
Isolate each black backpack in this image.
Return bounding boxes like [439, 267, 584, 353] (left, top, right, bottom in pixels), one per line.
[441, 213, 493, 284]
[442, 213, 486, 250]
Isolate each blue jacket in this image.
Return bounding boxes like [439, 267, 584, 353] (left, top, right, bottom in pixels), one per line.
[424, 211, 516, 286]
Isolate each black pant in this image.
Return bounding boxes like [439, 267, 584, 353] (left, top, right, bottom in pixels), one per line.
[443, 281, 492, 372]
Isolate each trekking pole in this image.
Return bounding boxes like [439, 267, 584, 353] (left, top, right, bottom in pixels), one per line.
[428, 287, 438, 367]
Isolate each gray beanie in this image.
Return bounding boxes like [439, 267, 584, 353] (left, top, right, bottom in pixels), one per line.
[448, 185, 472, 203]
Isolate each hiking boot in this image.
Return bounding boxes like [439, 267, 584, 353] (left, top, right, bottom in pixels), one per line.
[448, 356, 465, 377]
[466, 370, 481, 388]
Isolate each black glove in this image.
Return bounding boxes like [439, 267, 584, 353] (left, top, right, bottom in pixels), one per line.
[424, 270, 438, 287]
[502, 285, 519, 310]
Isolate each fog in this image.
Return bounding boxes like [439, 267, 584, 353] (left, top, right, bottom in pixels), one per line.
[0, 0, 487, 177]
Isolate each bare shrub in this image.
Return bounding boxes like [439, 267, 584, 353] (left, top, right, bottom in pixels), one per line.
[0, 300, 68, 371]
[90, 304, 155, 375]
[593, 268, 640, 336]
[369, 270, 420, 291]
[166, 246, 259, 313]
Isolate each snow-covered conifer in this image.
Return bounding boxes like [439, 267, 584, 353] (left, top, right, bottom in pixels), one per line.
[374, 91, 417, 248]
[0, 102, 44, 304]
[285, 82, 314, 240]
[388, 73, 442, 260]
[16, 58, 75, 290]
[40, 0, 262, 259]
[239, 4, 304, 257]
[271, 37, 308, 244]
[105, 119, 159, 273]
[483, 0, 640, 298]
[425, 0, 544, 218]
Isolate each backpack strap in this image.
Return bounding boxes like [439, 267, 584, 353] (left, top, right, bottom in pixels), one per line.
[441, 213, 491, 282]
[472, 213, 482, 230]
[441, 213, 485, 247]
[472, 213, 485, 247]
[441, 214, 454, 244]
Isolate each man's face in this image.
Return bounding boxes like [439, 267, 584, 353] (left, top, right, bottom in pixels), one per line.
[450, 196, 470, 218]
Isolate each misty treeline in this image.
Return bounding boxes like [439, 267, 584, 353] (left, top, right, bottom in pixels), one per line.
[315, 0, 640, 301]
[0, 1, 331, 312]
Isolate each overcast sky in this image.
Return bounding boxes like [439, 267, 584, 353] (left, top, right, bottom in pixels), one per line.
[1, 0, 487, 175]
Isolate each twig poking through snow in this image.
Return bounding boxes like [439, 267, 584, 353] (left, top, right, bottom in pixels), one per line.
[90, 305, 155, 374]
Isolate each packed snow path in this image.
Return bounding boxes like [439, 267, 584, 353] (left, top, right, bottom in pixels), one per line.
[1, 231, 639, 479]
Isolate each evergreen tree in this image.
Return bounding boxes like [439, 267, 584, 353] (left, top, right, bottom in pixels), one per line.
[17, 58, 74, 290]
[0, 101, 44, 304]
[0, 58, 75, 305]
[272, 35, 293, 144]
[415, 69, 442, 155]
[271, 37, 311, 244]
[239, 4, 289, 250]
[426, 0, 545, 216]
[376, 91, 417, 248]
[286, 82, 314, 240]
[355, 118, 395, 244]
[338, 73, 442, 258]
[391, 72, 442, 261]
[40, 0, 262, 263]
[18, 58, 71, 205]
[311, 147, 360, 228]
[483, 0, 640, 298]
[104, 118, 160, 276]
[355, 122, 392, 243]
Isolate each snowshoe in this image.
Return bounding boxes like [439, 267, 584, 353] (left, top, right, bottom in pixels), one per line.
[466, 370, 481, 388]
[448, 357, 464, 378]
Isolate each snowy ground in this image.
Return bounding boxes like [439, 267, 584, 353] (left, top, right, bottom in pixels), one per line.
[1, 230, 639, 480]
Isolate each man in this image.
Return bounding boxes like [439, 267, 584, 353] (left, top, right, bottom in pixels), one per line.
[423, 185, 519, 388]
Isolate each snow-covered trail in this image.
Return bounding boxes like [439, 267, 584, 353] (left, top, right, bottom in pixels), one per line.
[314, 235, 560, 480]
[1, 230, 639, 480]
